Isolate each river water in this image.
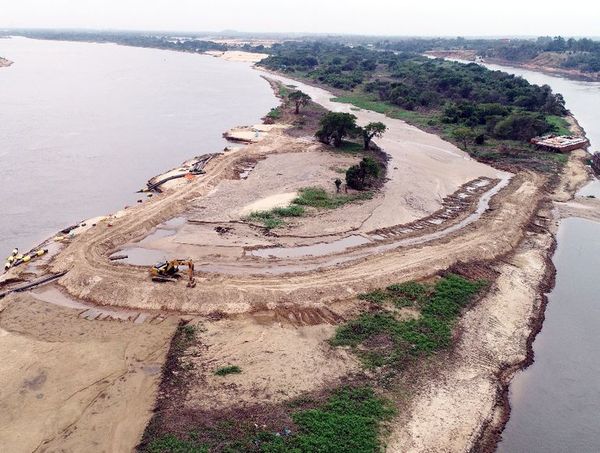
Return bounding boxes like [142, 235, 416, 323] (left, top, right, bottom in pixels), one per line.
[0, 37, 276, 255]
[471, 63, 600, 451]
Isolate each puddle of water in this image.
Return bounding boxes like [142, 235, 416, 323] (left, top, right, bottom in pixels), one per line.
[250, 234, 371, 259]
[161, 216, 187, 229]
[110, 216, 188, 264]
[30, 284, 150, 321]
[114, 247, 168, 266]
[140, 228, 176, 243]
[31, 285, 89, 310]
[199, 175, 511, 275]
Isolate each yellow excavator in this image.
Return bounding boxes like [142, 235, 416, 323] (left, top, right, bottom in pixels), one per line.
[149, 259, 196, 287]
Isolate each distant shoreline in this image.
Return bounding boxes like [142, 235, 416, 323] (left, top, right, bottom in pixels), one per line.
[426, 50, 600, 82]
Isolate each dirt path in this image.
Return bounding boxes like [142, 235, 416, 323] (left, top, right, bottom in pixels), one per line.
[0, 294, 177, 452]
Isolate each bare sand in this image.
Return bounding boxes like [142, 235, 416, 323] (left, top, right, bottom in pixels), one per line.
[0, 294, 177, 452]
[205, 50, 268, 63]
[239, 192, 298, 216]
[262, 72, 504, 229]
[182, 310, 358, 411]
[387, 229, 553, 452]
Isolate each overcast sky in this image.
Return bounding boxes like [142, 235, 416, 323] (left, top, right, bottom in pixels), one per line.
[2, 0, 599, 37]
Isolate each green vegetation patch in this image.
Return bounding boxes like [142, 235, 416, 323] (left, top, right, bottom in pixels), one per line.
[255, 386, 395, 453]
[267, 106, 282, 119]
[247, 205, 305, 229]
[332, 94, 433, 129]
[144, 386, 394, 453]
[294, 187, 373, 209]
[334, 275, 486, 368]
[546, 115, 572, 136]
[359, 281, 433, 309]
[215, 365, 242, 376]
[246, 187, 372, 230]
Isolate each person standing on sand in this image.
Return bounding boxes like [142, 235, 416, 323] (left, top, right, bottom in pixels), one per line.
[335, 178, 342, 193]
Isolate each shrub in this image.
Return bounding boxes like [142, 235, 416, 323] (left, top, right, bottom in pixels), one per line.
[215, 365, 242, 376]
[346, 157, 381, 190]
[332, 275, 486, 367]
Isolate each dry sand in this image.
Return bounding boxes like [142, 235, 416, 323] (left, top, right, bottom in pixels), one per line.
[0, 294, 177, 452]
[239, 192, 298, 216]
[262, 72, 504, 229]
[205, 50, 268, 63]
[182, 311, 358, 411]
[387, 230, 553, 452]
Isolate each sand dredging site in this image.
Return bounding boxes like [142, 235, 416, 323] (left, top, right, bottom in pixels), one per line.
[0, 69, 592, 452]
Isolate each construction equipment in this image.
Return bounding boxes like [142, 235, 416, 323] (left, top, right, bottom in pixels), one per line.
[149, 259, 196, 287]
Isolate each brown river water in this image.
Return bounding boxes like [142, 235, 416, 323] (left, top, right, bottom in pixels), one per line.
[2, 38, 600, 450]
[0, 36, 276, 255]
[477, 63, 600, 452]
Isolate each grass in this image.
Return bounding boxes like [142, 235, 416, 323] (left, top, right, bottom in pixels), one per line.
[359, 281, 432, 309]
[247, 205, 304, 229]
[294, 187, 373, 209]
[246, 188, 372, 229]
[272, 205, 305, 217]
[278, 84, 291, 97]
[333, 275, 486, 369]
[214, 365, 242, 376]
[338, 140, 364, 153]
[331, 93, 433, 128]
[257, 386, 395, 453]
[267, 106, 282, 119]
[145, 386, 394, 453]
[546, 114, 572, 135]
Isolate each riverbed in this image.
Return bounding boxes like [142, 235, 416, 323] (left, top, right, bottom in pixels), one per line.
[0, 37, 276, 256]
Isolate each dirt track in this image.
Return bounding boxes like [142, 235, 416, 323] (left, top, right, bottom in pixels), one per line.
[51, 167, 546, 313]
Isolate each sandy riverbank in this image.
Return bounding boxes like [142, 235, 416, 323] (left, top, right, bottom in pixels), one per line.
[205, 50, 268, 63]
[0, 293, 177, 452]
[387, 124, 593, 452]
[0, 57, 594, 452]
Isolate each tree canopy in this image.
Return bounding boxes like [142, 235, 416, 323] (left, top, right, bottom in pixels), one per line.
[346, 157, 381, 190]
[316, 112, 359, 147]
[288, 90, 311, 114]
[361, 122, 387, 150]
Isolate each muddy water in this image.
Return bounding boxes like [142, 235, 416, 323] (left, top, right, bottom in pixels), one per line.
[0, 37, 276, 256]
[498, 219, 600, 452]
[472, 63, 600, 451]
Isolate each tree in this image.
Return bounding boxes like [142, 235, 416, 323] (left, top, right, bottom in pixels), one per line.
[451, 126, 476, 150]
[361, 122, 387, 150]
[492, 112, 553, 141]
[288, 90, 311, 114]
[346, 157, 380, 190]
[316, 112, 358, 147]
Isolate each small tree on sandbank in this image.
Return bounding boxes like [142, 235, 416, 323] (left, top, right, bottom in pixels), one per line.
[316, 112, 359, 147]
[288, 90, 311, 114]
[361, 122, 387, 150]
